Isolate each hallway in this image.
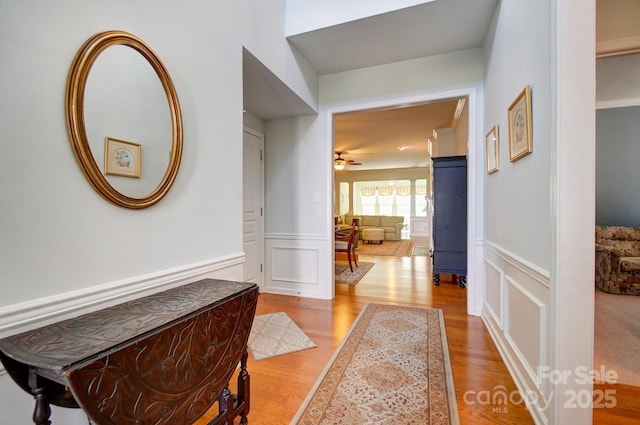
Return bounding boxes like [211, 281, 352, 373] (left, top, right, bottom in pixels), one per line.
[198, 253, 534, 424]
[196, 252, 638, 424]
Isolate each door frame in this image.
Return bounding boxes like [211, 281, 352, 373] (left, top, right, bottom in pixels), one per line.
[326, 87, 481, 315]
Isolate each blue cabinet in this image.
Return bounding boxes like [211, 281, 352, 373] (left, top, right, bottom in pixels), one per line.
[432, 156, 467, 288]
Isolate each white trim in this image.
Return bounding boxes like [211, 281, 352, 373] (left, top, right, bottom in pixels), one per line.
[484, 240, 551, 286]
[326, 87, 480, 315]
[595, 98, 640, 110]
[549, 2, 596, 423]
[0, 254, 244, 339]
[265, 232, 326, 241]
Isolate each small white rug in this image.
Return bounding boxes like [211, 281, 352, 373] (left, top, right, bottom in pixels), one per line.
[248, 312, 316, 361]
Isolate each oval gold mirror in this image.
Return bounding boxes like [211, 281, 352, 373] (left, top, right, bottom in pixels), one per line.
[66, 30, 183, 209]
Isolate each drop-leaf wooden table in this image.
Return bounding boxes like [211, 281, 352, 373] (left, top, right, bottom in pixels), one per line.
[0, 279, 259, 425]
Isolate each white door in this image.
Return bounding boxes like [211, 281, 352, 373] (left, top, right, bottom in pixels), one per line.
[243, 129, 264, 286]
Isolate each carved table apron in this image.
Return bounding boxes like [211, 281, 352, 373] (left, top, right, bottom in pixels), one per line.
[0, 279, 259, 425]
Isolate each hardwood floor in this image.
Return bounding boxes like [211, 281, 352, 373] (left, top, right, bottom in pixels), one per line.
[197, 250, 639, 424]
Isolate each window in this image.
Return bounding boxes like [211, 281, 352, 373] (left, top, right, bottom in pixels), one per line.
[354, 180, 411, 221]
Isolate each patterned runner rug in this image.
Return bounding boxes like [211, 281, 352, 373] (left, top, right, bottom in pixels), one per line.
[248, 312, 316, 361]
[356, 239, 414, 257]
[290, 303, 459, 425]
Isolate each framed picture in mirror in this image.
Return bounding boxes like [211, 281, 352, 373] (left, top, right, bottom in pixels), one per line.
[104, 137, 141, 178]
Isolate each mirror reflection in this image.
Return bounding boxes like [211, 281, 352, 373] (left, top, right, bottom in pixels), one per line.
[84, 45, 172, 198]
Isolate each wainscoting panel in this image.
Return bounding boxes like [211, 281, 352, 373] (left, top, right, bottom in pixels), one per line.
[505, 276, 546, 383]
[410, 216, 430, 238]
[264, 234, 330, 299]
[484, 258, 503, 328]
[482, 242, 551, 425]
[271, 246, 319, 284]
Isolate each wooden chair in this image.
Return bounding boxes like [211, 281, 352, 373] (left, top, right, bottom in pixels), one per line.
[350, 218, 360, 248]
[335, 226, 358, 272]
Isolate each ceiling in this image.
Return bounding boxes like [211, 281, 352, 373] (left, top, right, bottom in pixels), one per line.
[287, 0, 497, 75]
[243, 0, 498, 170]
[333, 98, 464, 170]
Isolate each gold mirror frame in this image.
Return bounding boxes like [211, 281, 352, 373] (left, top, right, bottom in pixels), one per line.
[66, 30, 183, 209]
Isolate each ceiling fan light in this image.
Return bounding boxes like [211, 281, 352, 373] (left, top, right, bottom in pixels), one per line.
[334, 159, 346, 170]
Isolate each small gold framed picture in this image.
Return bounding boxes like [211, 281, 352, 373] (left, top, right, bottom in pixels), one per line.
[486, 125, 499, 174]
[508, 85, 533, 162]
[104, 137, 141, 178]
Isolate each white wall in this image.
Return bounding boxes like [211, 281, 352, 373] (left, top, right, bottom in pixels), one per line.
[0, 0, 316, 313]
[239, 0, 318, 110]
[483, 2, 553, 423]
[0, 1, 316, 423]
[596, 106, 640, 225]
[595, 53, 640, 225]
[482, 1, 595, 424]
[262, 116, 331, 298]
[483, 1, 552, 269]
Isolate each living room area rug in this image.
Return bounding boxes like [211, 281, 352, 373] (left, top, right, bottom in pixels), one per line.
[290, 303, 459, 425]
[356, 239, 414, 257]
[335, 261, 374, 285]
[247, 312, 316, 361]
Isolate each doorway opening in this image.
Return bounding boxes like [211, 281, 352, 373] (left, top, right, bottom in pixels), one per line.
[329, 88, 480, 315]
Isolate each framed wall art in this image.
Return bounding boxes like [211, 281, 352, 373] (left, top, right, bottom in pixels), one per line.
[485, 125, 499, 174]
[104, 137, 141, 178]
[508, 85, 533, 161]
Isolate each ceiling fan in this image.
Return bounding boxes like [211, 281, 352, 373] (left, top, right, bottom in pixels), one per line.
[334, 151, 361, 170]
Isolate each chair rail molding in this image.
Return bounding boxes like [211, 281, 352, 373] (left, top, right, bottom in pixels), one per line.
[0, 253, 245, 341]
